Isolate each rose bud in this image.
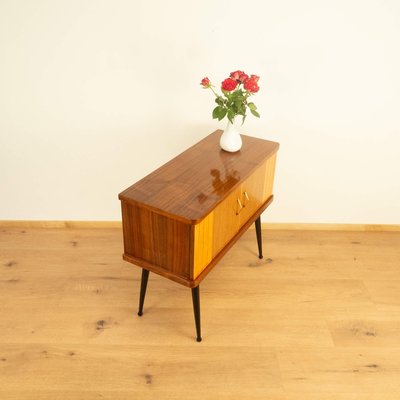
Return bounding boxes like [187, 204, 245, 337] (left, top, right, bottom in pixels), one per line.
[200, 77, 211, 87]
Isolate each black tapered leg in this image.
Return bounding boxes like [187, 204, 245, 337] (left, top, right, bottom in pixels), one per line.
[255, 216, 263, 259]
[137, 268, 150, 316]
[191, 286, 202, 342]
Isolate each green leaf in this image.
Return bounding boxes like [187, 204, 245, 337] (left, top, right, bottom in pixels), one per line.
[213, 106, 227, 120]
[232, 93, 244, 103]
[227, 109, 235, 123]
[234, 101, 242, 111]
[218, 107, 227, 120]
[215, 96, 224, 106]
[250, 109, 260, 118]
[248, 102, 257, 111]
[212, 106, 221, 119]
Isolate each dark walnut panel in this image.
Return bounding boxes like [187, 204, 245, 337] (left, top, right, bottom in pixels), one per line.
[121, 202, 191, 280]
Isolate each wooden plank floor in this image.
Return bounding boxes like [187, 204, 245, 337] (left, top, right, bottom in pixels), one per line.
[1, 227, 400, 399]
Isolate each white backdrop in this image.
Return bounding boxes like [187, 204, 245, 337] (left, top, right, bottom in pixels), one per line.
[1, 0, 399, 223]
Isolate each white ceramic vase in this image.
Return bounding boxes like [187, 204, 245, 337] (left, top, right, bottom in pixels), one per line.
[219, 117, 242, 152]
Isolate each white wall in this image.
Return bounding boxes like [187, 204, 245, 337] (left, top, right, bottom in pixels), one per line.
[1, 0, 399, 223]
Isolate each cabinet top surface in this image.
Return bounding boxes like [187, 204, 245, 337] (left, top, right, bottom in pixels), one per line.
[119, 130, 279, 223]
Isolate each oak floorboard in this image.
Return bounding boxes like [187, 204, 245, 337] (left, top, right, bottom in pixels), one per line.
[328, 318, 400, 347]
[0, 393, 399, 400]
[0, 343, 281, 395]
[1, 227, 400, 399]
[277, 348, 400, 393]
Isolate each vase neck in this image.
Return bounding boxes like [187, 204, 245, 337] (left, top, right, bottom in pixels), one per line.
[227, 116, 242, 127]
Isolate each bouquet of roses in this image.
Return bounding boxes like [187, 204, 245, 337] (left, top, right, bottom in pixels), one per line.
[200, 70, 260, 124]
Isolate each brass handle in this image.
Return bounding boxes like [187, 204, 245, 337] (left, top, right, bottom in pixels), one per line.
[243, 191, 250, 207]
[236, 198, 243, 215]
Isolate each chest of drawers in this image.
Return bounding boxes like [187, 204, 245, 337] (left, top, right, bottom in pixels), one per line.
[119, 130, 279, 341]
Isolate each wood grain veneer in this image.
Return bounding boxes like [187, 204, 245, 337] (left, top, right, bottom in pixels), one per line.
[119, 130, 279, 224]
[119, 130, 279, 287]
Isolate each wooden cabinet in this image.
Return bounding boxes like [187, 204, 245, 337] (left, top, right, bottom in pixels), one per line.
[119, 130, 279, 341]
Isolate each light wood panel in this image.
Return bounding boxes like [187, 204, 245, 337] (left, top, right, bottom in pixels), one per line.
[1, 227, 400, 399]
[262, 152, 277, 201]
[210, 185, 241, 260]
[193, 213, 213, 278]
[238, 159, 268, 225]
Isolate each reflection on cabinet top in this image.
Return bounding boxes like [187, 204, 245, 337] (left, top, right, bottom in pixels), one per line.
[118, 130, 279, 224]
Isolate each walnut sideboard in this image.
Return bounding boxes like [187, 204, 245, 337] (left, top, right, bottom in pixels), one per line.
[119, 130, 279, 341]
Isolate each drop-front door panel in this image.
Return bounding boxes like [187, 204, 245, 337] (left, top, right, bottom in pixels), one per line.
[192, 153, 277, 280]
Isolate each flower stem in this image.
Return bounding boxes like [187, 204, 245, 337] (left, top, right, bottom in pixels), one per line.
[209, 86, 219, 98]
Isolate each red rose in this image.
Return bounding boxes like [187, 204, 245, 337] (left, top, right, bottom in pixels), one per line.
[230, 70, 243, 80]
[244, 77, 260, 93]
[239, 73, 249, 83]
[249, 74, 260, 83]
[200, 77, 211, 87]
[230, 70, 248, 83]
[221, 77, 238, 92]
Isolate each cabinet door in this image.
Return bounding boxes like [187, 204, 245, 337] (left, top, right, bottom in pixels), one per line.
[239, 153, 277, 227]
[192, 185, 241, 279]
[211, 185, 242, 255]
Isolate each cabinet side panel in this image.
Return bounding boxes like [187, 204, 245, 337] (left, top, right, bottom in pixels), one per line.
[121, 202, 190, 279]
[193, 213, 214, 279]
